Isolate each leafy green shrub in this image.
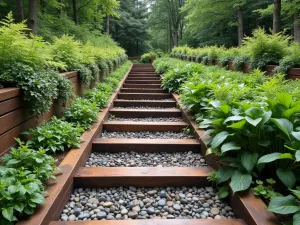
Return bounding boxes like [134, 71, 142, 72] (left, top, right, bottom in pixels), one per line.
[162, 64, 203, 93]
[243, 28, 290, 70]
[0, 167, 46, 224]
[141, 52, 157, 63]
[0, 139, 57, 182]
[0, 139, 57, 224]
[84, 89, 110, 109]
[26, 117, 83, 153]
[96, 83, 114, 94]
[103, 76, 119, 88]
[56, 75, 75, 106]
[64, 98, 99, 129]
[107, 60, 114, 73]
[275, 42, 300, 74]
[0, 63, 60, 116]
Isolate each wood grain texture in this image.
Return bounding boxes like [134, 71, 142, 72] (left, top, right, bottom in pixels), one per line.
[103, 121, 188, 132]
[0, 88, 22, 101]
[125, 80, 161, 84]
[109, 108, 181, 118]
[113, 99, 176, 108]
[50, 219, 247, 225]
[120, 88, 167, 93]
[0, 96, 24, 116]
[92, 138, 201, 152]
[118, 93, 171, 100]
[123, 84, 161, 89]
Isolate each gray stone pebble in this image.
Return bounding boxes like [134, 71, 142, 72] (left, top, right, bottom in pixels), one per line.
[101, 131, 193, 139]
[85, 152, 207, 167]
[60, 186, 235, 221]
[108, 117, 184, 122]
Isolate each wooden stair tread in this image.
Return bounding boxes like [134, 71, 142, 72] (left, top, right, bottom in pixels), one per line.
[93, 138, 199, 145]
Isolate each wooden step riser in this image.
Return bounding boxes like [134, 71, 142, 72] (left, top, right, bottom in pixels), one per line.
[103, 122, 188, 132]
[113, 101, 176, 108]
[92, 139, 200, 153]
[127, 76, 159, 79]
[74, 167, 212, 188]
[109, 110, 181, 118]
[125, 80, 161, 84]
[120, 88, 167, 93]
[127, 78, 160, 80]
[51, 219, 247, 225]
[123, 84, 161, 88]
[118, 93, 171, 100]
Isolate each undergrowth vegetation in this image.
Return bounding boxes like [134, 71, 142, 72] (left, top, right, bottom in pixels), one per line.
[171, 28, 300, 75]
[0, 13, 126, 117]
[154, 57, 300, 224]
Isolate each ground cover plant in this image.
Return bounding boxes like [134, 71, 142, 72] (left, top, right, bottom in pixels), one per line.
[154, 57, 300, 224]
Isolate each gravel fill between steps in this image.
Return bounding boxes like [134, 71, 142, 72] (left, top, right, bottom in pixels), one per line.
[101, 131, 194, 139]
[85, 151, 208, 167]
[60, 186, 235, 221]
[107, 117, 183, 122]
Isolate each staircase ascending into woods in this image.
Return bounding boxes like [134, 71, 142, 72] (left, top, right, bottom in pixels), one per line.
[50, 64, 248, 225]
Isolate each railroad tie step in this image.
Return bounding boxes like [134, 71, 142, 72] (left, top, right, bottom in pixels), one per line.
[109, 108, 182, 118]
[113, 99, 176, 108]
[92, 138, 201, 152]
[103, 121, 189, 132]
[117, 93, 171, 100]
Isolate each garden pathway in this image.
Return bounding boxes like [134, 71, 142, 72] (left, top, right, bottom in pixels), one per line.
[50, 64, 247, 225]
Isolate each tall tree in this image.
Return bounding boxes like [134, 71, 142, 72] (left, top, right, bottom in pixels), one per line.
[16, 0, 24, 21]
[28, 0, 38, 34]
[98, 0, 120, 34]
[273, 0, 281, 33]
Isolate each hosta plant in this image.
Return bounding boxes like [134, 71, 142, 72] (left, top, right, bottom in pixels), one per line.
[25, 117, 83, 153]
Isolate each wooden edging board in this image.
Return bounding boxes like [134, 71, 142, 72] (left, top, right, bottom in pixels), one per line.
[172, 93, 280, 225]
[16, 64, 133, 225]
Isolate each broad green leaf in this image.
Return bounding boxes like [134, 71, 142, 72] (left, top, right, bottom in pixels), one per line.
[219, 105, 231, 115]
[294, 211, 300, 225]
[245, 107, 264, 119]
[30, 193, 45, 204]
[221, 142, 241, 153]
[245, 116, 262, 127]
[296, 151, 300, 162]
[257, 152, 282, 164]
[261, 111, 272, 124]
[241, 151, 258, 173]
[216, 166, 235, 184]
[230, 170, 252, 193]
[6, 159, 20, 165]
[291, 131, 300, 141]
[228, 119, 246, 129]
[277, 153, 294, 160]
[8, 185, 18, 194]
[270, 118, 293, 139]
[211, 131, 230, 149]
[224, 116, 244, 123]
[277, 169, 296, 188]
[13, 203, 24, 213]
[290, 189, 300, 198]
[210, 100, 221, 108]
[268, 195, 299, 214]
[276, 92, 292, 109]
[218, 186, 229, 199]
[2, 207, 14, 222]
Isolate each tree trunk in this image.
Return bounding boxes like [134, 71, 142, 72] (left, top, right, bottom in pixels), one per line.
[237, 6, 244, 46]
[28, 0, 38, 35]
[16, 0, 24, 22]
[273, 0, 281, 33]
[173, 31, 178, 47]
[294, 13, 300, 43]
[106, 15, 110, 34]
[72, 0, 79, 25]
[40, 0, 46, 13]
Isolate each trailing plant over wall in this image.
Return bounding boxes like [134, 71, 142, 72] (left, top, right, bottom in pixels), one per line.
[0, 13, 126, 117]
